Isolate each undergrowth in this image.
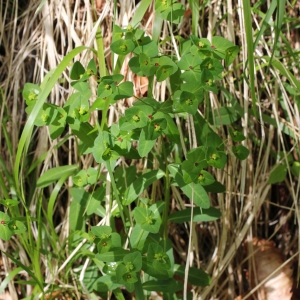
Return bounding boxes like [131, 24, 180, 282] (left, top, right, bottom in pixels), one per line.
[0, 0, 299, 299]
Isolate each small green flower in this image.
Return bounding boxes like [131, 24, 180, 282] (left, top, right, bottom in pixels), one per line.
[132, 114, 140, 122]
[125, 262, 134, 272]
[206, 79, 213, 86]
[154, 124, 161, 132]
[78, 106, 88, 115]
[41, 113, 49, 122]
[101, 241, 108, 247]
[154, 252, 167, 263]
[120, 44, 128, 53]
[145, 215, 154, 225]
[198, 173, 204, 182]
[185, 98, 193, 105]
[28, 91, 38, 102]
[210, 153, 218, 160]
[198, 41, 205, 48]
[100, 233, 110, 239]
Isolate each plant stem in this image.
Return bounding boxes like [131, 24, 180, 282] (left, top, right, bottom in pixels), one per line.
[162, 142, 171, 251]
[105, 161, 127, 234]
[113, 288, 126, 300]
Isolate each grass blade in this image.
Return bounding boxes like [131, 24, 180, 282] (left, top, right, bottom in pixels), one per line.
[242, 0, 257, 117]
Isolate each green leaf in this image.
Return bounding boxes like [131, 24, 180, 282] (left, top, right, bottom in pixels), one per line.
[134, 40, 159, 57]
[232, 145, 250, 160]
[92, 131, 115, 163]
[0, 199, 19, 207]
[291, 161, 300, 178]
[169, 207, 221, 223]
[225, 45, 239, 66]
[193, 113, 223, 147]
[173, 264, 211, 287]
[0, 267, 23, 295]
[212, 106, 240, 126]
[22, 83, 41, 106]
[113, 81, 134, 100]
[143, 278, 183, 293]
[143, 243, 172, 279]
[179, 90, 198, 115]
[168, 163, 187, 187]
[155, 0, 172, 12]
[69, 187, 88, 231]
[9, 220, 27, 234]
[37, 165, 78, 188]
[97, 238, 112, 253]
[138, 128, 156, 157]
[211, 36, 235, 59]
[268, 164, 287, 184]
[86, 187, 106, 217]
[165, 3, 185, 24]
[96, 249, 129, 262]
[92, 275, 122, 293]
[97, 81, 114, 98]
[91, 225, 112, 239]
[181, 182, 210, 208]
[72, 167, 98, 187]
[49, 107, 67, 139]
[229, 128, 246, 142]
[70, 121, 97, 154]
[123, 251, 142, 271]
[87, 58, 97, 75]
[116, 264, 138, 285]
[181, 160, 201, 184]
[201, 57, 224, 79]
[123, 169, 165, 205]
[129, 224, 149, 250]
[94, 233, 120, 254]
[0, 212, 12, 241]
[120, 105, 153, 131]
[178, 52, 202, 70]
[70, 61, 85, 80]
[139, 53, 156, 76]
[204, 180, 226, 193]
[34, 104, 57, 126]
[207, 150, 227, 169]
[110, 39, 135, 55]
[156, 65, 175, 82]
[197, 170, 215, 186]
[133, 207, 161, 233]
[129, 56, 143, 75]
[72, 81, 90, 92]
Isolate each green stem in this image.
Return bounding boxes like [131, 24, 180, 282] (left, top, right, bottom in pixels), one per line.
[162, 144, 171, 251]
[95, 27, 107, 77]
[105, 161, 127, 234]
[113, 288, 126, 300]
[134, 277, 145, 300]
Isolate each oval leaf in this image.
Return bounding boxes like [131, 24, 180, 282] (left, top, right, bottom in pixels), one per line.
[123, 169, 165, 205]
[37, 165, 78, 188]
[268, 164, 287, 184]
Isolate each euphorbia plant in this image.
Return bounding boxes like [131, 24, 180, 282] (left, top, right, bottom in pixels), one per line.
[4, 1, 245, 298]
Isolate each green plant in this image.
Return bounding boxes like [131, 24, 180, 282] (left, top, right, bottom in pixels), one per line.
[1, 1, 244, 299]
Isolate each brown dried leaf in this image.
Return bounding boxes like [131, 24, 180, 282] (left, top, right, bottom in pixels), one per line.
[248, 238, 293, 300]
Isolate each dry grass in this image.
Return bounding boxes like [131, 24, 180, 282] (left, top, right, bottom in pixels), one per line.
[0, 0, 299, 299]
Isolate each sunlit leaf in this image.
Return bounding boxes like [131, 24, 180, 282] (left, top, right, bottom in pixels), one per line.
[123, 169, 165, 205]
[37, 165, 78, 188]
